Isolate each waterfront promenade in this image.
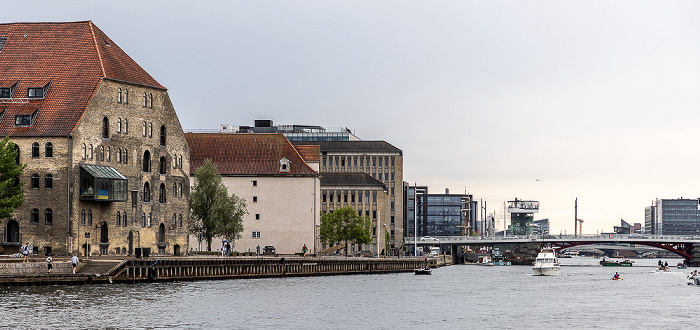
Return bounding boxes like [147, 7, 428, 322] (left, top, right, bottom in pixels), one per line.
[0, 254, 451, 286]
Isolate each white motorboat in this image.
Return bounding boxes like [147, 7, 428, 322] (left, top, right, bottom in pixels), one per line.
[532, 247, 561, 276]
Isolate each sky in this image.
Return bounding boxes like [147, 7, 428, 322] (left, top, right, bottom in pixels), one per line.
[5, 1, 700, 235]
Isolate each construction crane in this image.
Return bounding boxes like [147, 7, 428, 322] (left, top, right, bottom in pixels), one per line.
[576, 218, 584, 236]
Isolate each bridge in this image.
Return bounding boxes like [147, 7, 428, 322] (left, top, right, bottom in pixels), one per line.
[405, 234, 700, 266]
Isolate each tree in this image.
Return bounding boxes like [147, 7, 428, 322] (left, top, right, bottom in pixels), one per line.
[189, 159, 247, 251]
[320, 206, 372, 256]
[0, 137, 26, 219]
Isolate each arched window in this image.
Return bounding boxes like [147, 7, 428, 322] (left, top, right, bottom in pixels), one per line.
[159, 183, 166, 203]
[173, 155, 177, 169]
[142, 121, 147, 137]
[45, 208, 52, 225]
[141, 212, 146, 227]
[32, 142, 39, 158]
[124, 118, 128, 134]
[149, 93, 153, 108]
[143, 92, 147, 107]
[178, 214, 183, 228]
[81, 209, 86, 225]
[89, 144, 93, 160]
[117, 88, 122, 103]
[179, 155, 183, 169]
[118, 118, 122, 133]
[148, 122, 153, 137]
[178, 183, 182, 197]
[148, 212, 152, 227]
[123, 213, 128, 227]
[45, 174, 52, 189]
[82, 144, 86, 159]
[172, 213, 177, 227]
[124, 89, 128, 104]
[123, 148, 128, 164]
[102, 117, 109, 138]
[159, 156, 166, 174]
[173, 183, 177, 197]
[31, 174, 39, 189]
[143, 150, 151, 172]
[117, 148, 122, 163]
[143, 182, 151, 202]
[106, 147, 111, 162]
[99, 146, 104, 161]
[88, 210, 93, 226]
[45, 142, 53, 158]
[31, 209, 39, 224]
[160, 125, 166, 146]
[117, 211, 121, 226]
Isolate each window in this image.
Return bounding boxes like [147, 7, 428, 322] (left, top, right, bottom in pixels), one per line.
[117, 211, 121, 226]
[81, 210, 86, 225]
[252, 231, 261, 239]
[253, 196, 258, 203]
[149, 93, 153, 108]
[142, 122, 147, 136]
[173, 155, 177, 169]
[391, 157, 395, 166]
[131, 191, 138, 207]
[178, 183, 182, 197]
[351, 194, 355, 203]
[117, 88, 122, 103]
[45, 142, 53, 158]
[82, 144, 86, 160]
[123, 213, 128, 226]
[391, 216, 395, 224]
[118, 118, 122, 133]
[45, 174, 52, 189]
[31, 209, 39, 224]
[141, 213, 146, 227]
[44, 209, 52, 224]
[106, 147, 111, 162]
[160, 125, 166, 146]
[148, 212, 152, 227]
[99, 146, 104, 161]
[102, 117, 109, 138]
[143, 93, 147, 107]
[148, 122, 152, 137]
[89, 144, 93, 160]
[123, 148, 128, 164]
[159, 183, 166, 203]
[252, 180, 257, 187]
[178, 155, 182, 169]
[143, 182, 151, 202]
[173, 183, 177, 197]
[15, 115, 31, 126]
[143, 150, 151, 172]
[117, 148, 122, 163]
[178, 214, 183, 228]
[87, 210, 93, 226]
[32, 142, 39, 158]
[31, 174, 39, 189]
[322, 194, 326, 203]
[28, 87, 44, 98]
[172, 214, 177, 227]
[0, 87, 10, 98]
[255, 214, 260, 220]
[124, 89, 128, 104]
[124, 119, 128, 134]
[159, 156, 166, 174]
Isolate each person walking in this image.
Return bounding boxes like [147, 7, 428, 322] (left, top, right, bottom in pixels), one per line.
[21, 242, 30, 263]
[46, 256, 53, 273]
[225, 241, 231, 257]
[256, 245, 260, 256]
[71, 254, 79, 274]
[302, 244, 308, 257]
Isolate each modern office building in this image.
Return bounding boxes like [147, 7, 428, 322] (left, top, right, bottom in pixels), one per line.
[654, 198, 700, 236]
[0, 21, 191, 256]
[220, 120, 360, 142]
[404, 186, 475, 238]
[507, 199, 539, 235]
[533, 219, 550, 235]
[645, 205, 657, 234]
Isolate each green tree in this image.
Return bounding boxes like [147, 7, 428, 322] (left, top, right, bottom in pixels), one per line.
[189, 159, 247, 251]
[0, 137, 26, 219]
[320, 206, 372, 256]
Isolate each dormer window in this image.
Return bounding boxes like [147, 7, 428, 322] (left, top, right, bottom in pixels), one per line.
[28, 88, 44, 98]
[279, 157, 291, 172]
[0, 88, 10, 98]
[15, 115, 31, 126]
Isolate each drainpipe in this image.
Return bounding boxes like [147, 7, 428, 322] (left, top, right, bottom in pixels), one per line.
[67, 132, 72, 255]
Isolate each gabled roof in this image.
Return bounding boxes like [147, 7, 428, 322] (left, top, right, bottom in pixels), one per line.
[0, 21, 164, 136]
[292, 140, 402, 155]
[294, 145, 320, 163]
[320, 172, 387, 188]
[185, 133, 319, 176]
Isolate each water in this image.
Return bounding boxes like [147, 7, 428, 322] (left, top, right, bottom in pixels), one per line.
[1, 258, 698, 329]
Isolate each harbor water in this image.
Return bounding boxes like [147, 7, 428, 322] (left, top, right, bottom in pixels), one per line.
[1, 257, 698, 329]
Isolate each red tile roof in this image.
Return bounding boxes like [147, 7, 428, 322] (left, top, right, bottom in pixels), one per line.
[0, 21, 165, 137]
[294, 145, 320, 163]
[185, 133, 319, 176]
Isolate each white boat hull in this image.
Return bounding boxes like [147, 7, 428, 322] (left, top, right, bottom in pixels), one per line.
[532, 265, 561, 276]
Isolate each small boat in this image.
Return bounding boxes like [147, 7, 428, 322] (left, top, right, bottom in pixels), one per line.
[532, 247, 561, 276]
[493, 260, 511, 266]
[599, 258, 633, 267]
[414, 267, 432, 275]
[478, 256, 494, 266]
[687, 272, 699, 285]
[657, 266, 671, 272]
[677, 262, 687, 269]
[611, 277, 624, 281]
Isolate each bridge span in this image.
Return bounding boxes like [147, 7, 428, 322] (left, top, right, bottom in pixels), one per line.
[406, 234, 700, 266]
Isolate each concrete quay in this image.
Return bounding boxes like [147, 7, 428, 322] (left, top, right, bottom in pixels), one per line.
[0, 255, 453, 286]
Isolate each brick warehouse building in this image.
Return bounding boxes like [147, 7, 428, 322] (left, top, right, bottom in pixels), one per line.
[0, 21, 190, 256]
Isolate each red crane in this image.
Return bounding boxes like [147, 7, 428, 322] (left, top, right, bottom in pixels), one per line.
[577, 218, 584, 236]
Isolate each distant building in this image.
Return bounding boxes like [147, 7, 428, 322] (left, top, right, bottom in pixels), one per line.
[219, 120, 361, 141]
[0, 21, 191, 256]
[645, 205, 657, 234]
[614, 219, 633, 234]
[404, 186, 475, 238]
[654, 198, 700, 236]
[508, 199, 539, 235]
[185, 133, 320, 254]
[533, 219, 550, 235]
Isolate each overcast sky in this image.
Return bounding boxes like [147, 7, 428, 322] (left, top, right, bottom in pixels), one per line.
[6, 1, 700, 235]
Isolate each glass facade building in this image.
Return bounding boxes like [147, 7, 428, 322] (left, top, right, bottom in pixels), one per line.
[656, 198, 700, 236]
[405, 186, 473, 237]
